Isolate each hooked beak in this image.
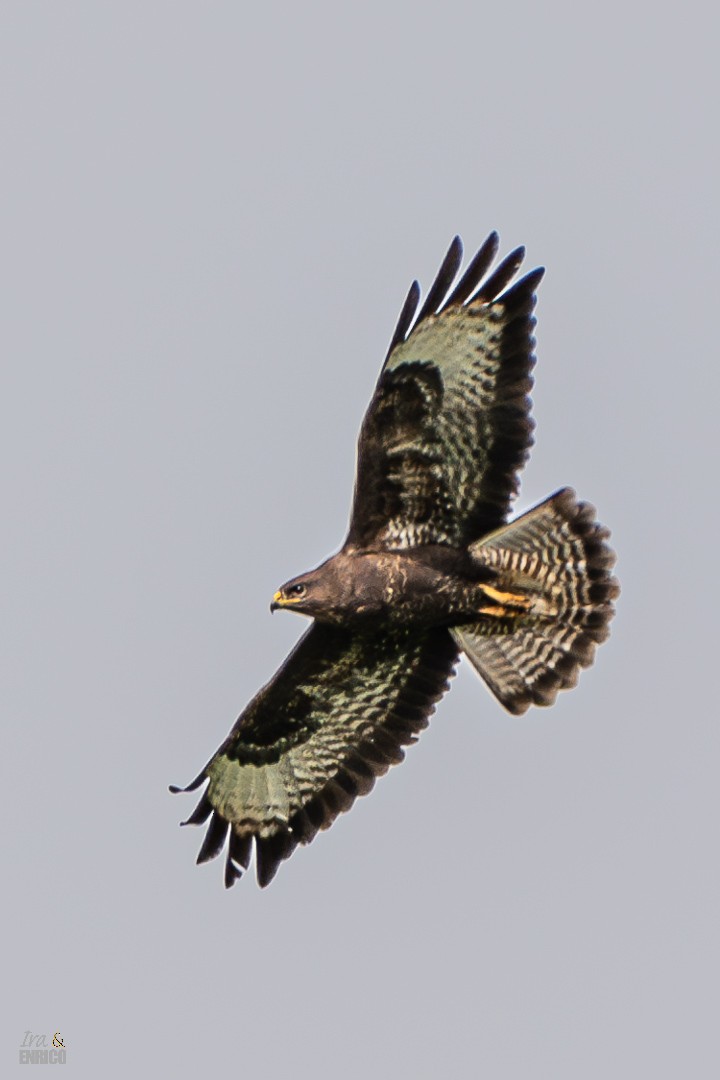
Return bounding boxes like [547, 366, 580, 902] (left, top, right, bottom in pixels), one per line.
[270, 590, 284, 613]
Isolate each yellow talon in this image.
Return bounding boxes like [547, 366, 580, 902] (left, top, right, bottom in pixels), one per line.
[482, 584, 527, 605]
[480, 584, 530, 608]
[477, 584, 532, 618]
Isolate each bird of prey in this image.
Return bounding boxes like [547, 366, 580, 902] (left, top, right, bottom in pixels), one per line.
[171, 233, 619, 888]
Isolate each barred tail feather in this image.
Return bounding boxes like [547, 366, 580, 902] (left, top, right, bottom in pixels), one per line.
[452, 488, 619, 715]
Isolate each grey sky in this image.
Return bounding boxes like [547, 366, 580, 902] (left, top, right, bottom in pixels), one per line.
[3, 3, 718, 1077]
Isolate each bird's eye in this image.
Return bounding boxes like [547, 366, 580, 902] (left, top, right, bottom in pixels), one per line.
[288, 584, 306, 597]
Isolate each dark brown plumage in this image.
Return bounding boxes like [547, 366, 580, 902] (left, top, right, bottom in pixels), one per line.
[172, 233, 619, 888]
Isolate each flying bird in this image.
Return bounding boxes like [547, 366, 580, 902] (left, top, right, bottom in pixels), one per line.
[171, 233, 619, 888]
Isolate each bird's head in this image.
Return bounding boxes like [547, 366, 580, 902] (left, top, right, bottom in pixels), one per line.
[271, 570, 326, 618]
[270, 554, 359, 623]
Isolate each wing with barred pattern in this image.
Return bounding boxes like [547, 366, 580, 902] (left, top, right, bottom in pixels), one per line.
[346, 234, 544, 551]
[171, 623, 458, 887]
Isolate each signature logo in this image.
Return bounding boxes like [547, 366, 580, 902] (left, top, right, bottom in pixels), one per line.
[19, 1031, 67, 1065]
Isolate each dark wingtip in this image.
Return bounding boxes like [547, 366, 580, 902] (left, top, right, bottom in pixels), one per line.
[169, 770, 206, 794]
[495, 265, 546, 309]
[385, 279, 421, 359]
[180, 792, 213, 827]
[386, 232, 538, 356]
[415, 236, 465, 325]
[255, 831, 297, 888]
[515, 265, 546, 293]
[444, 231, 501, 308]
[224, 856, 244, 889]
[257, 864, 280, 889]
[473, 245, 527, 303]
[196, 812, 229, 865]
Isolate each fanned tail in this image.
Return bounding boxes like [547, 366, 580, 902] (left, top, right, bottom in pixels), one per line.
[452, 488, 619, 714]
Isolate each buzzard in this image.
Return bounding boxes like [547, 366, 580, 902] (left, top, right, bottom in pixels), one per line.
[172, 233, 619, 888]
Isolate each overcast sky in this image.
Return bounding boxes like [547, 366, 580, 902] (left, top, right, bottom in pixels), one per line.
[3, 4, 718, 1077]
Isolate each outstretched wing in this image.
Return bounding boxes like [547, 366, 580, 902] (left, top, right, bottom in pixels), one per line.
[171, 624, 458, 887]
[346, 234, 544, 551]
